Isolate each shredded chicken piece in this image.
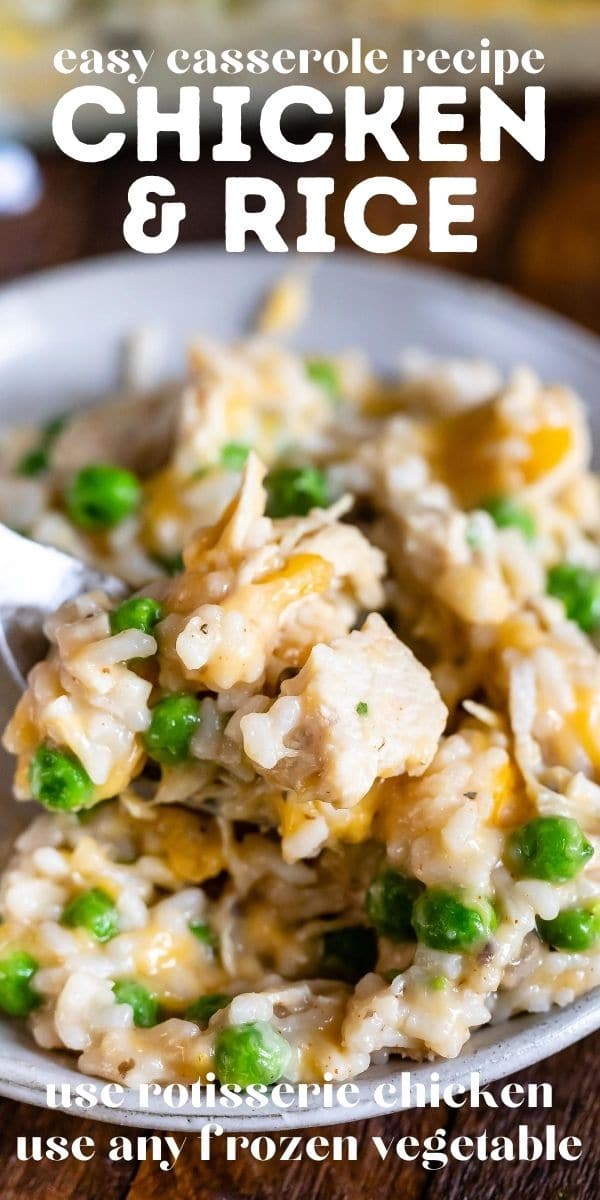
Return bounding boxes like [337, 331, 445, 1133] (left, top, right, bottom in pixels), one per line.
[169, 455, 384, 692]
[240, 613, 447, 809]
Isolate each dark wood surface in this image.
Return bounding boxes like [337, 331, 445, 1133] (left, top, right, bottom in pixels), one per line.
[0, 98, 599, 1198]
[1, 98, 599, 332]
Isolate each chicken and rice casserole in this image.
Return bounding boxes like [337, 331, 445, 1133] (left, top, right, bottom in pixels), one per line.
[0, 314, 599, 1089]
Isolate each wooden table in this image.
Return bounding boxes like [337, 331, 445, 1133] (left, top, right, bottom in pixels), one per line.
[0, 97, 599, 1199]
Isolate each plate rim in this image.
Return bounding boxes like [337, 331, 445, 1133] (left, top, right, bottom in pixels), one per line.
[0, 990, 599, 1130]
[1, 243, 600, 370]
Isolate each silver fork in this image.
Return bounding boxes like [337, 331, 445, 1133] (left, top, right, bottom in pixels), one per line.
[0, 524, 125, 848]
[0, 523, 125, 692]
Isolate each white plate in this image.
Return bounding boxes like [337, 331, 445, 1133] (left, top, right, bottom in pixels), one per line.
[0, 247, 599, 1131]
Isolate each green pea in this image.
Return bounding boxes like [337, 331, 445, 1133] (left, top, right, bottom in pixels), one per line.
[537, 904, 600, 952]
[17, 447, 49, 477]
[412, 888, 497, 952]
[547, 563, 600, 633]
[144, 694, 201, 765]
[16, 412, 67, 478]
[265, 466, 329, 519]
[506, 816, 593, 883]
[113, 980, 160, 1027]
[321, 925, 378, 983]
[366, 869, 423, 943]
[306, 359, 340, 397]
[185, 993, 229, 1027]
[215, 1021, 291, 1087]
[66, 463, 141, 531]
[29, 745, 94, 812]
[188, 920, 216, 949]
[0, 950, 40, 1017]
[356, 701, 369, 717]
[220, 442, 251, 470]
[479, 494, 536, 541]
[109, 596, 163, 636]
[62, 887, 119, 943]
[42, 413, 68, 442]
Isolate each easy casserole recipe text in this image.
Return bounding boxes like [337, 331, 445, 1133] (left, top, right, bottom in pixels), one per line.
[0, 325, 599, 1088]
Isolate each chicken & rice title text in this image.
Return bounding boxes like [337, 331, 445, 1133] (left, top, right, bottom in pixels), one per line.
[50, 37, 546, 255]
